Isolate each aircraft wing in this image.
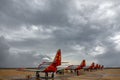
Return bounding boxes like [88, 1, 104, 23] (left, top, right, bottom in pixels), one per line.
[57, 65, 67, 70]
[83, 66, 89, 69]
[57, 62, 70, 70]
[40, 62, 68, 65]
[66, 65, 79, 70]
[17, 65, 48, 72]
[23, 68, 45, 72]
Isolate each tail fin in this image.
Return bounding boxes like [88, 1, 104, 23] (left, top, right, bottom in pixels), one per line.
[80, 59, 86, 67]
[98, 64, 101, 69]
[51, 49, 61, 67]
[90, 62, 95, 68]
[101, 65, 104, 69]
[95, 64, 98, 69]
[92, 62, 95, 67]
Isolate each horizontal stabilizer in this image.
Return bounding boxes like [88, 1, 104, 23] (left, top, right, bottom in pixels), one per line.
[61, 62, 69, 63]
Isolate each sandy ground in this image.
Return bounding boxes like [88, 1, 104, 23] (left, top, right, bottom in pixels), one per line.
[0, 69, 120, 80]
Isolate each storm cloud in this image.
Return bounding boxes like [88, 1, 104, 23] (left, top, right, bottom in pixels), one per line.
[0, 0, 120, 67]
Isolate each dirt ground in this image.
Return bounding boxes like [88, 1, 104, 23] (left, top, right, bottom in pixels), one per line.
[0, 69, 120, 80]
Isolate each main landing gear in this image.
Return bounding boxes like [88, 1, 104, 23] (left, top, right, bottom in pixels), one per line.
[35, 72, 55, 80]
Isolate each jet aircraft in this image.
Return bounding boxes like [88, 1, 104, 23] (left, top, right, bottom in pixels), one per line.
[18, 49, 61, 79]
[83, 62, 95, 71]
[65, 59, 86, 73]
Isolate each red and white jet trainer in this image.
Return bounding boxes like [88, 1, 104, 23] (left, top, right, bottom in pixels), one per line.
[83, 62, 95, 72]
[65, 59, 86, 73]
[18, 49, 61, 79]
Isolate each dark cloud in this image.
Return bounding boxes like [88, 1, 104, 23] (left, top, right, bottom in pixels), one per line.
[95, 38, 120, 67]
[0, 0, 69, 28]
[0, 36, 10, 67]
[0, 0, 120, 67]
[97, 52, 120, 67]
[6, 53, 52, 68]
[0, 36, 51, 68]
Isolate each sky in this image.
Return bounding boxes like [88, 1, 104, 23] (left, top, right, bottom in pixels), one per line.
[0, 0, 120, 68]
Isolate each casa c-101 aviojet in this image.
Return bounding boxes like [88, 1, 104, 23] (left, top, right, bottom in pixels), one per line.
[83, 62, 95, 71]
[18, 49, 62, 79]
[65, 59, 86, 73]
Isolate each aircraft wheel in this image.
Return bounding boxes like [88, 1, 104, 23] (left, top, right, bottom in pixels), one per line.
[51, 72, 54, 78]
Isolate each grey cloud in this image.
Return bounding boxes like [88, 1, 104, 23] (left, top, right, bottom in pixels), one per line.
[96, 46, 120, 67]
[0, 0, 69, 28]
[0, 36, 51, 68]
[95, 38, 120, 67]
[6, 53, 51, 68]
[96, 53, 120, 67]
[0, 0, 120, 67]
[0, 36, 10, 67]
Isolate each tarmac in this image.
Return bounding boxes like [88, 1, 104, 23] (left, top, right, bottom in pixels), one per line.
[0, 69, 120, 80]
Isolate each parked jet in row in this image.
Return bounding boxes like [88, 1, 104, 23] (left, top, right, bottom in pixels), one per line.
[18, 49, 62, 79]
[65, 59, 86, 72]
[83, 62, 104, 71]
[18, 49, 104, 79]
[83, 62, 95, 71]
